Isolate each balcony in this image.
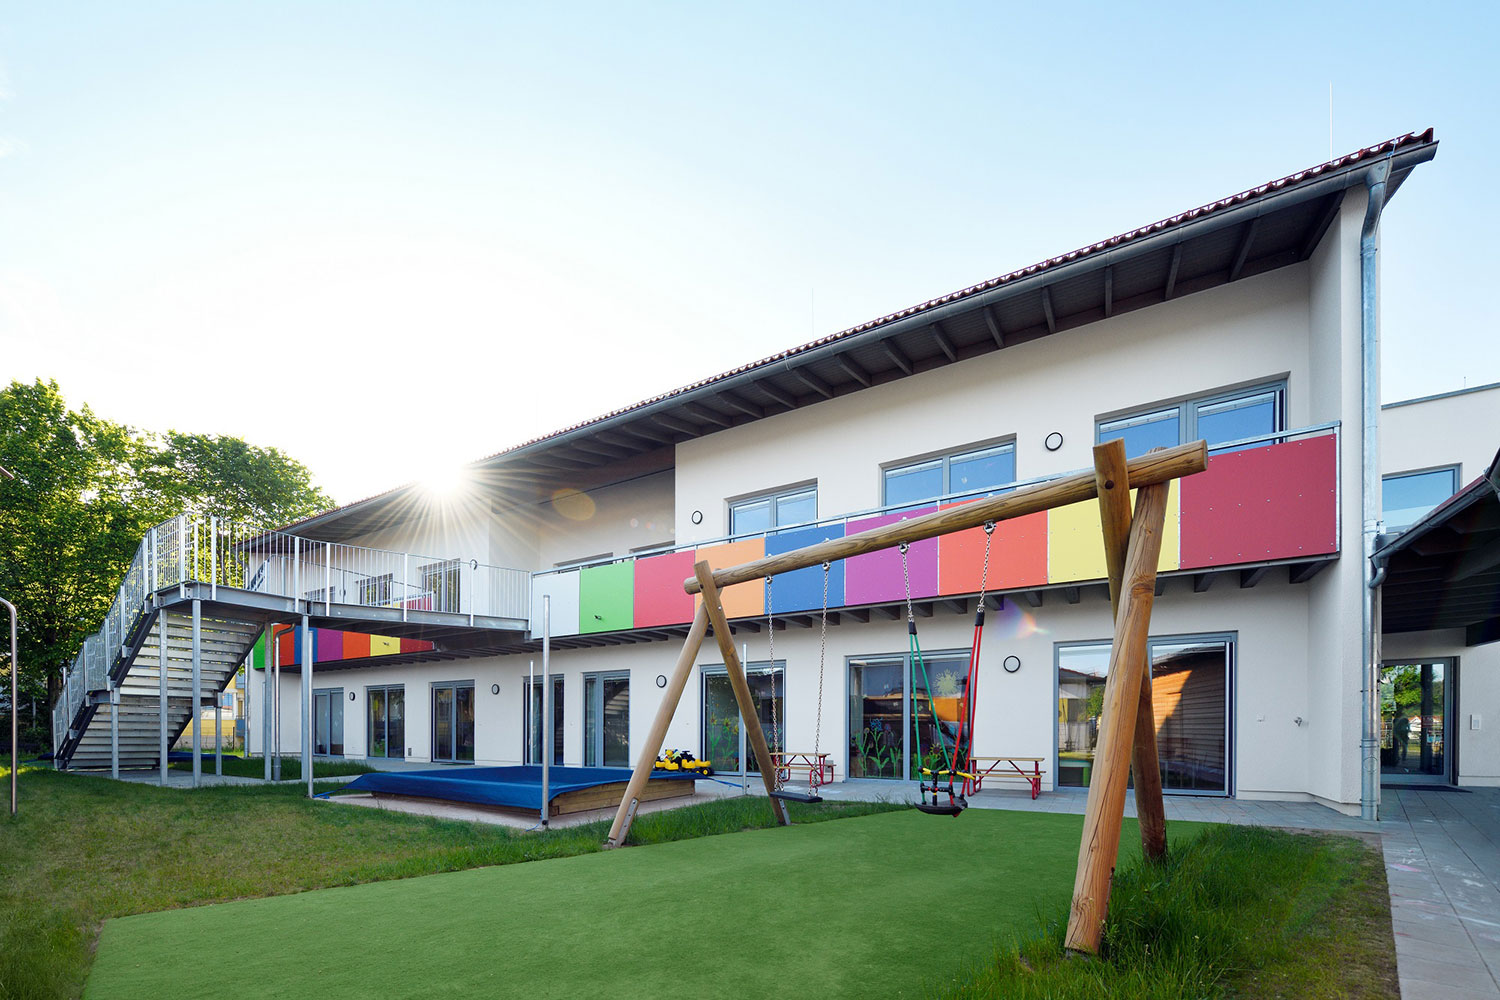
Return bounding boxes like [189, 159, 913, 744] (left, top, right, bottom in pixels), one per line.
[530, 425, 1340, 640]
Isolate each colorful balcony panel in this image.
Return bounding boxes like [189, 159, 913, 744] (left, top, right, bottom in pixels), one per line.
[254, 628, 435, 668]
[938, 502, 1047, 595]
[693, 538, 766, 620]
[1048, 481, 1181, 584]
[580, 561, 634, 634]
[766, 523, 846, 615]
[633, 550, 697, 629]
[845, 507, 938, 605]
[1179, 436, 1338, 566]
[529, 432, 1338, 635]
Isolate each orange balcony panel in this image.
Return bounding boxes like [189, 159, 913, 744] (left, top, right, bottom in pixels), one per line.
[693, 538, 766, 619]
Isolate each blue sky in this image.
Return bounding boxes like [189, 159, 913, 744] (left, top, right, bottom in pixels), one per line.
[2, 2, 1495, 503]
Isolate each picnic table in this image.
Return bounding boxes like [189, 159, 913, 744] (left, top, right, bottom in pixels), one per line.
[771, 752, 836, 795]
[966, 756, 1047, 799]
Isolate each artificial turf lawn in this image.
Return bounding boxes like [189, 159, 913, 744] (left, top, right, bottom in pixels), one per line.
[87, 810, 1201, 1000]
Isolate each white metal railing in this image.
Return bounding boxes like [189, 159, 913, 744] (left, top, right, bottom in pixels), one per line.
[53, 512, 531, 750]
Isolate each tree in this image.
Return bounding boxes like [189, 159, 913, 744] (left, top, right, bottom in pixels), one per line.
[0, 379, 330, 731]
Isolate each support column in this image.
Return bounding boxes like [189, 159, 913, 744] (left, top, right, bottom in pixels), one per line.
[263, 625, 272, 782]
[191, 599, 202, 789]
[694, 562, 788, 826]
[302, 615, 313, 798]
[109, 679, 119, 780]
[604, 604, 710, 848]
[1065, 482, 1170, 955]
[158, 614, 168, 787]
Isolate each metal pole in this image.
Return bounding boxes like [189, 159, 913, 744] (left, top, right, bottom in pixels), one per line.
[541, 595, 550, 828]
[272, 632, 281, 781]
[191, 599, 202, 789]
[2, 597, 18, 816]
[262, 626, 272, 781]
[527, 660, 534, 763]
[214, 684, 222, 778]
[109, 679, 119, 780]
[325, 543, 332, 616]
[303, 615, 313, 798]
[159, 611, 168, 786]
[209, 516, 217, 601]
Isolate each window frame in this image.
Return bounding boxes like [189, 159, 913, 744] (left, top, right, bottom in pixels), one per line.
[846, 646, 971, 782]
[583, 670, 631, 768]
[880, 439, 1018, 507]
[366, 684, 405, 759]
[1096, 381, 1287, 455]
[700, 659, 785, 775]
[728, 483, 818, 539]
[1382, 465, 1461, 532]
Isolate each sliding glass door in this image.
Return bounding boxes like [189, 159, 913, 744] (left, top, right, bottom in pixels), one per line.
[1380, 661, 1451, 784]
[367, 685, 405, 759]
[848, 650, 968, 781]
[524, 676, 565, 765]
[313, 687, 344, 756]
[584, 672, 630, 768]
[432, 682, 475, 763]
[701, 663, 784, 774]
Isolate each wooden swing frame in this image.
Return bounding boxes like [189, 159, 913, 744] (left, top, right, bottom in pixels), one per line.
[603, 438, 1206, 955]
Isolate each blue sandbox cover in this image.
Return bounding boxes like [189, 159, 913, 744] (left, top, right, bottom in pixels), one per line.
[339, 765, 696, 811]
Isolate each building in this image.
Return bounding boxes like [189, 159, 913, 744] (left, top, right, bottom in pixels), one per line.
[54, 128, 1499, 817]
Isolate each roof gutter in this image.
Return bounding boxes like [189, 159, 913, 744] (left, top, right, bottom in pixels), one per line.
[1360, 157, 1392, 822]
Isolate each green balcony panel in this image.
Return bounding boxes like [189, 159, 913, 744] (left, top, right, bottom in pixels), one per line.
[579, 561, 634, 634]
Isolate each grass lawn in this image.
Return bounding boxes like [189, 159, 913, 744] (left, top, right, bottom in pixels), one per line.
[0, 766, 897, 1000]
[167, 755, 377, 780]
[87, 808, 1206, 1000]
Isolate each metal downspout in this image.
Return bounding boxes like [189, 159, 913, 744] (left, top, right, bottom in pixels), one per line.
[1360, 158, 1391, 822]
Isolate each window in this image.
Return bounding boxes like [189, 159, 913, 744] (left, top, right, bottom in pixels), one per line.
[730, 485, 817, 538]
[432, 682, 475, 763]
[524, 675, 565, 765]
[883, 442, 1016, 507]
[1056, 635, 1233, 796]
[1098, 384, 1284, 458]
[367, 685, 405, 758]
[584, 672, 630, 767]
[420, 559, 461, 613]
[313, 687, 344, 756]
[357, 573, 393, 606]
[848, 649, 970, 781]
[1383, 467, 1459, 532]
[702, 662, 784, 774]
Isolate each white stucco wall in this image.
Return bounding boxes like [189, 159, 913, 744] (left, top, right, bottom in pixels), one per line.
[1382, 383, 1500, 482]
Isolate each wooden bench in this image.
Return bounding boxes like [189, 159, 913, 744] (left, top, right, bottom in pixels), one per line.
[967, 756, 1047, 799]
[771, 752, 836, 795]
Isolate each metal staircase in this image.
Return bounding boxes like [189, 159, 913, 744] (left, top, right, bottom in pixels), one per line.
[64, 612, 259, 770]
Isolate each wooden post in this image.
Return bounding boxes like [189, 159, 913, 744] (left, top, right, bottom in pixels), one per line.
[1093, 442, 1168, 863]
[604, 603, 710, 848]
[693, 561, 789, 827]
[1064, 481, 1170, 955]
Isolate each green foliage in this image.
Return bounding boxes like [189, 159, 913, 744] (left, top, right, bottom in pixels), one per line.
[0, 378, 330, 719]
[941, 825, 1397, 1000]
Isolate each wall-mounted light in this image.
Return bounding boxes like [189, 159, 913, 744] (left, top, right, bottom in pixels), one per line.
[1003, 655, 1022, 674]
[691, 510, 703, 525]
[1044, 432, 1064, 452]
[491, 683, 501, 695]
[656, 675, 668, 688]
[348, 691, 356, 701]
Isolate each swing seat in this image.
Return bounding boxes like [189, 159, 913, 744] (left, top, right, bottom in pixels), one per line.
[770, 789, 823, 804]
[915, 800, 966, 817]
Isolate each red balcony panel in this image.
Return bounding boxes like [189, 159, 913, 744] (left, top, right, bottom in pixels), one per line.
[1179, 435, 1338, 568]
[633, 550, 697, 628]
[939, 502, 1048, 595]
[400, 637, 434, 654]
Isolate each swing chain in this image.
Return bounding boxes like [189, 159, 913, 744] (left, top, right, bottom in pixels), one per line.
[899, 541, 914, 623]
[766, 576, 780, 776]
[814, 562, 829, 758]
[978, 521, 996, 607]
